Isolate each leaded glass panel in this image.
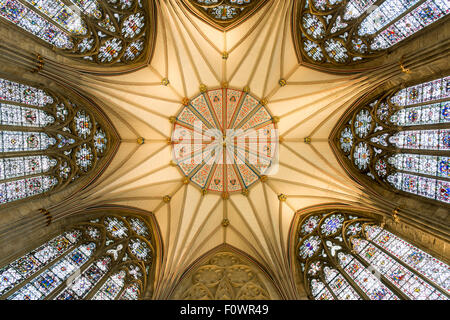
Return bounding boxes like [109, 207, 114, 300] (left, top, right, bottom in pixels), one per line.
[295, 0, 449, 68]
[336, 75, 450, 205]
[0, 77, 111, 206]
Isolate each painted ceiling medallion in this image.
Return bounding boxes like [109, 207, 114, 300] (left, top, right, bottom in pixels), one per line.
[182, 0, 269, 30]
[171, 88, 278, 194]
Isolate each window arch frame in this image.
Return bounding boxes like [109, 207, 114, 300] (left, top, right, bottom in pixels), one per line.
[0, 206, 161, 300]
[0, 72, 119, 210]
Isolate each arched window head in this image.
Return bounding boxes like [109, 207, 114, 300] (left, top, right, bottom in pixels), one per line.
[294, 0, 449, 70]
[0, 0, 156, 68]
[332, 74, 450, 206]
[0, 76, 117, 207]
[0, 210, 158, 300]
[181, 0, 269, 30]
[295, 208, 449, 300]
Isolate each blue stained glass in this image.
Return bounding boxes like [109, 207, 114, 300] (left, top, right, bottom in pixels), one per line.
[91, 270, 126, 300]
[56, 290, 76, 300]
[31, 269, 62, 295]
[50, 258, 76, 280]
[365, 0, 449, 49]
[417, 176, 436, 198]
[412, 1, 444, 26]
[437, 180, 450, 203]
[7, 282, 43, 300]
[422, 79, 442, 102]
[321, 214, 344, 235]
[395, 13, 422, 39]
[0, 176, 58, 204]
[68, 249, 87, 266]
[0, 104, 55, 127]
[1, 214, 151, 300]
[402, 173, 418, 193]
[388, 172, 450, 204]
[434, 0, 450, 13]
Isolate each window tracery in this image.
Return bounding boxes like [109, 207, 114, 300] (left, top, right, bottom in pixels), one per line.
[172, 251, 273, 300]
[0, 212, 155, 300]
[295, 208, 450, 300]
[0, 77, 112, 206]
[182, 0, 268, 30]
[294, 0, 449, 68]
[0, 0, 155, 66]
[334, 74, 450, 205]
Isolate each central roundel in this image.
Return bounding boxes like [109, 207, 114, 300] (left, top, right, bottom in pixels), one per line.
[171, 88, 278, 194]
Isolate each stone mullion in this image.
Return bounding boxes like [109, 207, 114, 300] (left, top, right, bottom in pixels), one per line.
[0, 150, 58, 158]
[0, 124, 49, 132]
[345, 232, 410, 300]
[1, 238, 84, 300]
[395, 97, 449, 110]
[385, 148, 450, 157]
[367, 238, 450, 299]
[0, 101, 55, 114]
[396, 168, 450, 183]
[114, 278, 129, 300]
[81, 263, 118, 300]
[362, 133, 450, 156]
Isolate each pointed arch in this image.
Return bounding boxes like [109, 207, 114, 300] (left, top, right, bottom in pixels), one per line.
[0, 206, 162, 300]
[0, 0, 157, 73]
[290, 205, 450, 300]
[292, 0, 450, 72]
[0, 73, 119, 209]
[169, 244, 282, 300]
[330, 71, 450, 216]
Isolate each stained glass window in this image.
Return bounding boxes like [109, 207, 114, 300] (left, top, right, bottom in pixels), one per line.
[295, 0, 449, 68]
[0, 212, 154, 300]
[183, 0, 268, 30]
[172, 88, 278, 195]
[0, 77, 110, 206]
[336, 75, 450, 204]
[296, 209, 450, 300]
[0, 0, 154, 65]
